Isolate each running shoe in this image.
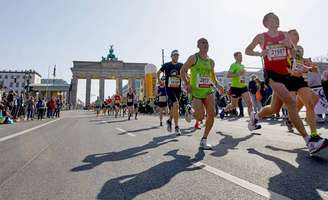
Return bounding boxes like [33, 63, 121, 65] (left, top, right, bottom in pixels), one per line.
[285, 120, 294, 132]
[194, 121, 201, 129]
[160, 121, 163, 126]
[166, 120, 172, 132]
[175, 126, 181, 136]
[200, 138, 212, 150]
[307, 135, 328, 155]
[248, 112, 261, 131]
[219, 110, 225, 119]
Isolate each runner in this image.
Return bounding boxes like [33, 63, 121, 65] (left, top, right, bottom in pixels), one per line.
[113, 91, 121, 118]
[180, 38, 222, 149]
[287, 29, 321, 138]
[219, 52, 261, 131]
[157, 50, 183, 135]
[156, 77, 168, 126]
[126, 88, 135, 120]
[94, 96, 102, 117]
[133, 89, 139, 120]
[121, 96, 127, 117]
[245, 12, 327, 155]
[105, 96, 113, 116]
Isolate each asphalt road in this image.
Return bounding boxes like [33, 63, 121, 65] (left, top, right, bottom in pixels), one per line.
[0, 110, 328, 200]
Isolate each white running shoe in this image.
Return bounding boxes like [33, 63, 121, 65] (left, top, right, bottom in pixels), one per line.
[199, 138, 212, 150]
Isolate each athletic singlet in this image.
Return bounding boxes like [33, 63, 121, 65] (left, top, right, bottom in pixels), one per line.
[190, 53, 215, 99]
[127, 93, 134, 103]
[157, 86, 167, 102]
[263, 31, 289, 75]
[114, 95, 121, 104]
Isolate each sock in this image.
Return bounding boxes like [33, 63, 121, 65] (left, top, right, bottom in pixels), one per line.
[310, 131, 318, 138]
[201, 136, 207, 140]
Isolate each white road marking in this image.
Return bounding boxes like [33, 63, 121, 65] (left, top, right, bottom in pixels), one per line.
[0, 119, 61, 143]
[193, 162, 292, 200]
[116, 128, 136, 137]
[118, 124, 290, 199]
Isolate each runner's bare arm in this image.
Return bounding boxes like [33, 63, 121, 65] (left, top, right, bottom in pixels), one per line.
[245, 34, 264, 57]
[180, 55, 196, 85]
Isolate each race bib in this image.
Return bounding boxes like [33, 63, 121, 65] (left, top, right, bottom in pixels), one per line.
[267, 44, 287, 60]
[197, 76, 211, 88]
[128, 98, 133, 103]
[168, 76, 180, 88]
[292, 59, 305, 72]
[158, 96, 167, 102]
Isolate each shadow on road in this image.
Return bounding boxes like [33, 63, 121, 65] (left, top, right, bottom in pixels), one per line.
[71, 134, 179, 172]
[247, 146, 328, 200]
[210, 132, 260, 158]
[97, 149, 205, 200]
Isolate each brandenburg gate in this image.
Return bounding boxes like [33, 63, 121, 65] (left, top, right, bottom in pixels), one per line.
[70, 46, 148, 108]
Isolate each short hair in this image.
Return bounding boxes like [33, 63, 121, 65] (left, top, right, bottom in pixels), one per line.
[234, 51, 242, 58]
[197, 38, 208, 45]
[263, 12, 279, 28]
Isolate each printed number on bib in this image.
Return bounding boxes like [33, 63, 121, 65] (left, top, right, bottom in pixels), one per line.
[198, 76, 211, 88]
[128, 98, 133, 103]
[267, 44, 287, 60]
[168, 76, 180, 88]
[158, 96, 167, 102]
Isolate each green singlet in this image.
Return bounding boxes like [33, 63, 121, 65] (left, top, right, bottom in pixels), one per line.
[190, 53, 215, 99]
[229, 63, 246, 88]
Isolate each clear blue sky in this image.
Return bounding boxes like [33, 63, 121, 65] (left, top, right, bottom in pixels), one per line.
[1, 0, 328, 101]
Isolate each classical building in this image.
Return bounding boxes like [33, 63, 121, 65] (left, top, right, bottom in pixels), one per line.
[70, 46, 150, 108]
[30, 79, 70, 104]
[0, 70, 42, 94]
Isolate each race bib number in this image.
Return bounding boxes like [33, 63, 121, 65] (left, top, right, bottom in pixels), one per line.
[168, 76, 180, 88]
[158, 96, 167, 102]
[197, 76, 211, 88]
[292, 59, 305, 72]
[267, 44, 287, 60]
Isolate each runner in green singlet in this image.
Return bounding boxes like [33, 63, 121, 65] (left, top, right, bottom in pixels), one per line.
[181, 38, 222, 150]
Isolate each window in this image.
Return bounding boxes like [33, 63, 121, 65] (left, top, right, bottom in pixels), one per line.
[16, 82, 19, 87]
[21, 82, 25, 87]
[10, 82, 13, 87]
[0, 75, 2, 79]
[16, 75, 20, 79]
[11, 75, 14, 79]
[4, 75, 8, 79]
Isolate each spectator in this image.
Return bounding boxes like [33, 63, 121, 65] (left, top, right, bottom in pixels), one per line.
[36, 98, 46, 120]
[26, 96, 35, 120]
[248, 75, 261, 112]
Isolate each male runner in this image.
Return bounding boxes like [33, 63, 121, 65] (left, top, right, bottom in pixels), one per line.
[157, 50, 183, 135]
[181, 38, 222, 150]
[219, 52, 261, 131]
[156, 77, 168, 126]
[126, 88, 135, 120]
[133, 89, 139, 120]
[245, 12, 327, 155]
[113, 91, 121, 118]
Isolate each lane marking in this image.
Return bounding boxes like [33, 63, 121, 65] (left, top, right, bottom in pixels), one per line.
[0, 119, 61, 143]
[0, 144, 50, 188]
[116, 128, 136, 137]
[193, 162, 292, 200]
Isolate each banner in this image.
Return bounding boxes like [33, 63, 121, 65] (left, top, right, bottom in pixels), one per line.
[312, 86, 328, 114]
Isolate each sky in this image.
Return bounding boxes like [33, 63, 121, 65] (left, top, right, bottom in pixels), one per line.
[1, 0, 328, 102]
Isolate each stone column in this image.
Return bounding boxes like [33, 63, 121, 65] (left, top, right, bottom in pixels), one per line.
[116, 78, 122, 95]
[86, 77, 91, 106]
[70, 76, 78, 109]
[99, 78, 105, 101]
